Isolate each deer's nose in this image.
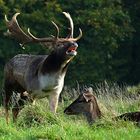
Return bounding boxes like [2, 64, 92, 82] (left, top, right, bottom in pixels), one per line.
[64, 108, 72, 114]
[64, 108, 68, 114]
[72, 42, 78, 48]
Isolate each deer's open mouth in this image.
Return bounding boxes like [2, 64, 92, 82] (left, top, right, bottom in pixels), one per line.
[66, 46, 77, 56]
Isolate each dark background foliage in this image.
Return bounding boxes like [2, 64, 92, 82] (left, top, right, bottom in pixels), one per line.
[0, 0, 140, 87]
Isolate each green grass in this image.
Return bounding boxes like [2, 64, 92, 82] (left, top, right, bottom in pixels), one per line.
[0, 84, 140, 140]
[0, 114, 140, 140]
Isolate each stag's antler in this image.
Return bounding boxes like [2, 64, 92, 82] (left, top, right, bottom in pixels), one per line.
[5, 12, 82, 48]
[61, 12, 82, 42]
[63, 12, 74, 38]
[5, 13, 55, 48]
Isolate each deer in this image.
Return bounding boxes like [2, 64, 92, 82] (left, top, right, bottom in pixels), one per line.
[3, 12, 82, 123]
[64, 87, 102, 124]
[64, 87, 140, 125]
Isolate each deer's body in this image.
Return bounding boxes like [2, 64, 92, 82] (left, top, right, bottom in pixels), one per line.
[4, 53, 68, 122]
[4, 12, 82, 123]
[4, 54, 66, 98]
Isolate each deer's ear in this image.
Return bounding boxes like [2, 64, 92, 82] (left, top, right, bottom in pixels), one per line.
[83, 93, 92, 102]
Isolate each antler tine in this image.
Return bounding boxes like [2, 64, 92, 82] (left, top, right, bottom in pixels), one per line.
[5, 14, 9, 23]
[63, 12, 74, 38]
[51, 21, 59, 39]
[74, 28, 82, 41]
[12, 13, 20, 22]
[5, 13, 16, 33]
[5, 12, 20, 24]
[62, 28, 82, 42]
[27, 28, 57, 43]
[27, 28, 38, 40]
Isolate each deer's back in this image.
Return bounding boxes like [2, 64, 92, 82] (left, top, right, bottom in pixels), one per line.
[4, 54, 47, 89]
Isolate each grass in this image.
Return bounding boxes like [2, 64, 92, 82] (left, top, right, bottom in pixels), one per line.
[0, 82, 140, 140]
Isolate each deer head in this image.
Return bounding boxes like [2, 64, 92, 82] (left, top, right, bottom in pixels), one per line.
[64, 87, 102, 124]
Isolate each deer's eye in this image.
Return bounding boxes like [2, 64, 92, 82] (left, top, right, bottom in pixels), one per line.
[57, 44, 64, 48]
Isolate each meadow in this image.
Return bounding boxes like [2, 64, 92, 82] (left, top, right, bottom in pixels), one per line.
[0, 82, 140, 140]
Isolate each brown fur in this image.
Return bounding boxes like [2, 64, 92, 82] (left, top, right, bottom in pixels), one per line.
[115, 112, 140, 123]
[64, 87, 102, 124]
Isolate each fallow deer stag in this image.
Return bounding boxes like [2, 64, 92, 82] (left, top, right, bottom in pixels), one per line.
[4, 12, 82, 123]
[64, 87, 140, 125]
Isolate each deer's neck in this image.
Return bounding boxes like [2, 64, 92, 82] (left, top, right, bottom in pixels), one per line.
[85, 103, 102, 124]
[85, 112, 96, 124]
[40, 53, 69, 75]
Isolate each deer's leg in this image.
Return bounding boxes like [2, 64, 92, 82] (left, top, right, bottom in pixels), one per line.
[49, 93, 59, 113]
[5, 101, 10, 124]
[5, 97, 10, 124]
[12, 98, 24, 122]
[4, 89, 12, 124]
[12, 106, 20, 122]
[12, 93, 29, 122]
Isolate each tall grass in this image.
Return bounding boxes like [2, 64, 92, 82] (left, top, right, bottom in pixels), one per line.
[0, 82, 140, 140]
